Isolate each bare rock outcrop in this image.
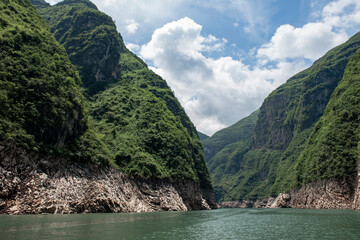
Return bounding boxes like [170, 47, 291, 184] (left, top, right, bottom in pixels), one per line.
[220, 161, 360, 210]
[0, 141, 216, 215]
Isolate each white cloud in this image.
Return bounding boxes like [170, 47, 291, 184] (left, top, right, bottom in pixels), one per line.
[140, 17, 306, 135]
[257, 23, 348, 61]
[44, 0, 360, 135]
[257, 0, 360, 61]
[45, 0, 61, 4]
[126, 43, 140, 52]
[125, 19, 139, 34]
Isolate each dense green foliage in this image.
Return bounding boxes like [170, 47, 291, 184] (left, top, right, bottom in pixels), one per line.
[201, 110, 259, 200]
[205, 33, 360, 201]
[87, 49, 211, 188]
[0, 0, 86, 147]
[203, 110, 260, 162]
[296, 48, 360, 184]
[33, 0, 122, 95]
[253, 32, 360, 150]
[31, 0, 212, 189]
[0, 0, 113, 165]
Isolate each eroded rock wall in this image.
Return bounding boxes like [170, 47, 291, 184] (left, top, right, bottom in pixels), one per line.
[221, 174, 360, 210]
[0, 142, 215, 215]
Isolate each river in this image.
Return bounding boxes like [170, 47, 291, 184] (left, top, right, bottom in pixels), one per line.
[1, 208, 359, 239]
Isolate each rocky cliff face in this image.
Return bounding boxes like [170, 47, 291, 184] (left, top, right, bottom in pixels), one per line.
[286, 176, 357, 209]
[34, 0, 122, 91]
[252, 37, 360, 151]
[205, 32, 360, 202]
[0, 141, 216, 214]
[220, 163, 360, 210]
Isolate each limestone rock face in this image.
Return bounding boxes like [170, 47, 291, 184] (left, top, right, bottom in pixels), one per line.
[0, 142, 216, 215]
[220, 167, 360, 210]
[286, 177, 356, 209]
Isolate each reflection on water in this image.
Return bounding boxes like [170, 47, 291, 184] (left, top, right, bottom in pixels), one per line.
[1, 208, 360, 239]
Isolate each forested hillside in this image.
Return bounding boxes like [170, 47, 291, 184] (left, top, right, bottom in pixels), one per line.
[204, 32, 360, 201]
[30, 0, 212, 190]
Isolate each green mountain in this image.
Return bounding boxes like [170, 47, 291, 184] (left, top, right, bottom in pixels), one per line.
[29, 0, 212, 191]
[198, 132, 209, 141]
[202, 110, 260, 201]
[34, 0, 121, 96]
[203, 110, 259, 163]
[0, 0, 87, 149]
[204, 32, 360, 201]
[296, 48, 360, 185]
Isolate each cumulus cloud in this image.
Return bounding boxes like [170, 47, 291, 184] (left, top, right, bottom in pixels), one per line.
[44, 0, 360, 135]
[126, 43, 141, 52]
[125, 19, 139, 34]
[257, 23, 348, 61]
[257, 0, 360, 61]
[140, 17, 306, 135]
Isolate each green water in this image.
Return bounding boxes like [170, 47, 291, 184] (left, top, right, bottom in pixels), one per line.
[1, 208, 359, 239]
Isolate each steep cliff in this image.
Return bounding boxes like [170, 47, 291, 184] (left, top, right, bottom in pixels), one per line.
[0, 0, 216, 214]
[0, 0, 87, 149]
[32, 0, 212, 192]
[34, 0, 121, 95]
[296, 48, 360, 184]
[0, 141, 213, 214]
[205, 32, 360, 203]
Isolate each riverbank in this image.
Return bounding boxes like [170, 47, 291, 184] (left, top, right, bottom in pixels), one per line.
[221, 163, 360, 210]
[0, 141, 217, 215]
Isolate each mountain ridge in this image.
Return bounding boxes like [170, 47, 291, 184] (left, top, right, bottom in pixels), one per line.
[203, 32, 360, 203]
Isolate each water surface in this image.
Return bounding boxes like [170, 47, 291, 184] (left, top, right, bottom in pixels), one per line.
[1, 208, 359, 239]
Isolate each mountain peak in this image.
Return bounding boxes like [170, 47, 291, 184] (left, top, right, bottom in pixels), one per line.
[56, 0, 98, 10]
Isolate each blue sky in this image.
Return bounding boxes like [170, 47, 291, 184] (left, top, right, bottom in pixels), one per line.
[45, 0, 360, 135]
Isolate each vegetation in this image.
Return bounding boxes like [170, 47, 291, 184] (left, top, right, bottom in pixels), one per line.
[0, 0, 86, 147]
[204, 32, 360, 201]
[201, 110, 260, 201]
[33, 0, 122, 95]
[29, 0, 212, 189]
[296, 48, 360, 184]
[203, 110, 260, 161]
[198, 132, 209, 141]
[0, 0, 114, 165]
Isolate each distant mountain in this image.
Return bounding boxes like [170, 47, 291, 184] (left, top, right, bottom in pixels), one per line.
[201, 110, 259, 201]
[203, 110, 260, 162]
[198, 132, 209, 141]
[204, 32, 360, 202]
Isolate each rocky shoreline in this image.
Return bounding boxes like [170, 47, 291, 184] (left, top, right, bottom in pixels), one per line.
[0, 141, 217, 215]
[221, 167, 360, 210]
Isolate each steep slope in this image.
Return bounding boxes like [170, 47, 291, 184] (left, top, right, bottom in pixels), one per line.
[198, 132, 209, 141]
[203, 110, 260, 162]
[207, 32, 360, 202]
[296, 48, 360, 185]
[34, 0, 121, 95]
[201, 110, 259, 201]
[0, 0, 87, 150]
[30, 0, 214, 201]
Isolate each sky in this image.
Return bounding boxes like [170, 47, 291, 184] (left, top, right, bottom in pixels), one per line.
[45, 0, 360, 136]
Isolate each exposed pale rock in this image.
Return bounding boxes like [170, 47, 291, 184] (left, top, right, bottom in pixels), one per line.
[220, 173, 360, 210]
[0, 142, 216, 215]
